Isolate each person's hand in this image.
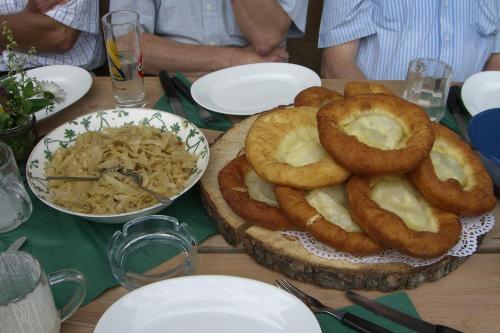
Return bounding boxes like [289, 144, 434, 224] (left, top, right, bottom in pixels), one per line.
[235, 45, 289, 65]
[24, 0, 67, 13]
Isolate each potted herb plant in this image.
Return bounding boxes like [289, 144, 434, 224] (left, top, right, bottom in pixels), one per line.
[0, 23, 65, 161]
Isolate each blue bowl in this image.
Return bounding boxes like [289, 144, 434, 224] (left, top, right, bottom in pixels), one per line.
[468, 108, 500, 196]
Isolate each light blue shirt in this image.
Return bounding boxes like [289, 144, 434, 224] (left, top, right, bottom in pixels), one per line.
[109, 0, 308, 47]
[319, 0, 500, 81]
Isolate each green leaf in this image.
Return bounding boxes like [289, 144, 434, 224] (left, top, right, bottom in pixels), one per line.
[27, 98, 52, 113]
[23, 80, 36, 97]
[21, 99, 32, 113]
[0, 112, 14, 129]
[43, 91, 55, 99]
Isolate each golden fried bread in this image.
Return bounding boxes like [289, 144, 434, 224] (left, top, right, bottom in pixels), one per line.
[245, 106, 350, 189]
[347, 175, 462, 259]
[294, 86, 343, 108]
[218, 155, 296, 230]
[275, 184, 384, 255]
[317, 94, 434, 175]
[410, 123, 496, 216]
[344, 82, 395, 97]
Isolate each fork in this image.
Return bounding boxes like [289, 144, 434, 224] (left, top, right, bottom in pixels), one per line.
[275, 276, 392, 333]
[46, 167, 172, 205]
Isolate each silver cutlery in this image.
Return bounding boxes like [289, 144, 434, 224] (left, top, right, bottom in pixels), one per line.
[171, 76, 214, 123]
[346, 291, 463, 333]
[446, 85, 470, 143]
[5, 236, 27, 252]
[275, 276, 392, 333]
[159, 70, 187, 119]
[46, 167, 172, 205]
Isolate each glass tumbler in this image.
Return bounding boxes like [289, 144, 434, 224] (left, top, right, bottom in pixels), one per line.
[108, 215, 198, 290]
[0, 252, 86, 333]
[102, 10, 146, 108]
[403, 58, 453, 122]
[0, 141, 33, 233]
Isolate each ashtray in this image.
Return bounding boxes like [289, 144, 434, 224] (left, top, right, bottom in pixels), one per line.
[108, 215, 198, 290]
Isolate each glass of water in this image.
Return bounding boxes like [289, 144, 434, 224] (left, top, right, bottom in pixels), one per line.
[403, 58, 453, 122]
[102, 10, 146, 108]
[0, 142, 32, 233]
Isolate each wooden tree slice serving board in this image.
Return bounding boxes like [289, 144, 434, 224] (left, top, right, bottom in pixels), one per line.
[200, 115, 469, 291]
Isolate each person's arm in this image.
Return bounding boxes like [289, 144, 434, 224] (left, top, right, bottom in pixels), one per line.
[484, 53, 500, 71]
[318, 0, 375, 79]
[321, 40, 365, 79]
[231, 0, 292, 56]
[141, 32, 288, 76]
[0, 11, 79, 52]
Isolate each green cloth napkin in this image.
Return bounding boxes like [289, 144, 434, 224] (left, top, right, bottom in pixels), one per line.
[0, 185, 218, 307]
[318, 292, 420, 332]
[0, 186, 422, 333]
[440, 105, 471, 135]
[154, 73, 232, 131]
[440, 106, 460, 132]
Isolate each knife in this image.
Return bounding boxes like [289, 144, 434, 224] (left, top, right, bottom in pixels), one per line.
[6, 236, 27, 252]
[159, 70, 187, 118]
[171, 76, 214, 122]
[446, 85, 470, 143]
[346, 291, 463, 333]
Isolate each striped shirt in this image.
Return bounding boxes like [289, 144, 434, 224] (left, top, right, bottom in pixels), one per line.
[0, 0, 105, 71]
[109, 0, 308, 47]
[319, 0, 500, 81]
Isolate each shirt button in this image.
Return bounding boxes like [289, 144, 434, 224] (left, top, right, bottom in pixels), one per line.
[444, 35, 450, 43]
[443, 0, 448, 7]
[206, 4, 212, 10]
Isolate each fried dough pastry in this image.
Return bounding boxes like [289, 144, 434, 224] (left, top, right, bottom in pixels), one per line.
[410, 123, 496, 216]
[245, 106, 350, 189]
[344, 82, 395, 97]
[294, 86, 343, 108]
[347, 175, 462, 259]
[317, 94, 434, 175]
[218, 155, 296, 230]
[275, 185, 384, 255]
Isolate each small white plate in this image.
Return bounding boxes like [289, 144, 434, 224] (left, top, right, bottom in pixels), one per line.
[191, 63, 321, 115]
[94, 275, 321, 333]
[461, 71, 500, 116]
[25, 65, 92, 121]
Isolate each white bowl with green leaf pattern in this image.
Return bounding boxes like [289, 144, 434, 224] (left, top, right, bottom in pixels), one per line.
[26, 108, 210, 224]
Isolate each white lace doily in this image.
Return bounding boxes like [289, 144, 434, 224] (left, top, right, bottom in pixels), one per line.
[282, 213, 495, 267]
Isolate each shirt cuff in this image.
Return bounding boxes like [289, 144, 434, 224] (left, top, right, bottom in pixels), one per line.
[318, 9, 376, 48]
[277, 0, 308, 38]
[493, 33, 500, 53]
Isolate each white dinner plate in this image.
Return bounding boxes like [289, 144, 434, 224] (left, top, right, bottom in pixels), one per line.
[461, 71, 500, 116]
[191, 63, 321, 115]
[94, 275, 321, 333]
[25, 65, 92, 121]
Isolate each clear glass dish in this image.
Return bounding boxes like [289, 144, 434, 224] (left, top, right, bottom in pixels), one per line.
[108, 215, 198, 290]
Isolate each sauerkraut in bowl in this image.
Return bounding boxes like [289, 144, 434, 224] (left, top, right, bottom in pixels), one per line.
[27, 108, 209, 223]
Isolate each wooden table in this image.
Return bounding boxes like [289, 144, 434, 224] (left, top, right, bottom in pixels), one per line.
[39, 77, 500, 333]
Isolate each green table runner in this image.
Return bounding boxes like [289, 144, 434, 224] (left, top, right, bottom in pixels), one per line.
[440, 105, 470, 134]
[0, 189, 423, 332]
[154, 73, 232, 131]
[0, 186, 218, 307]
[318, 292, 420, 332]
